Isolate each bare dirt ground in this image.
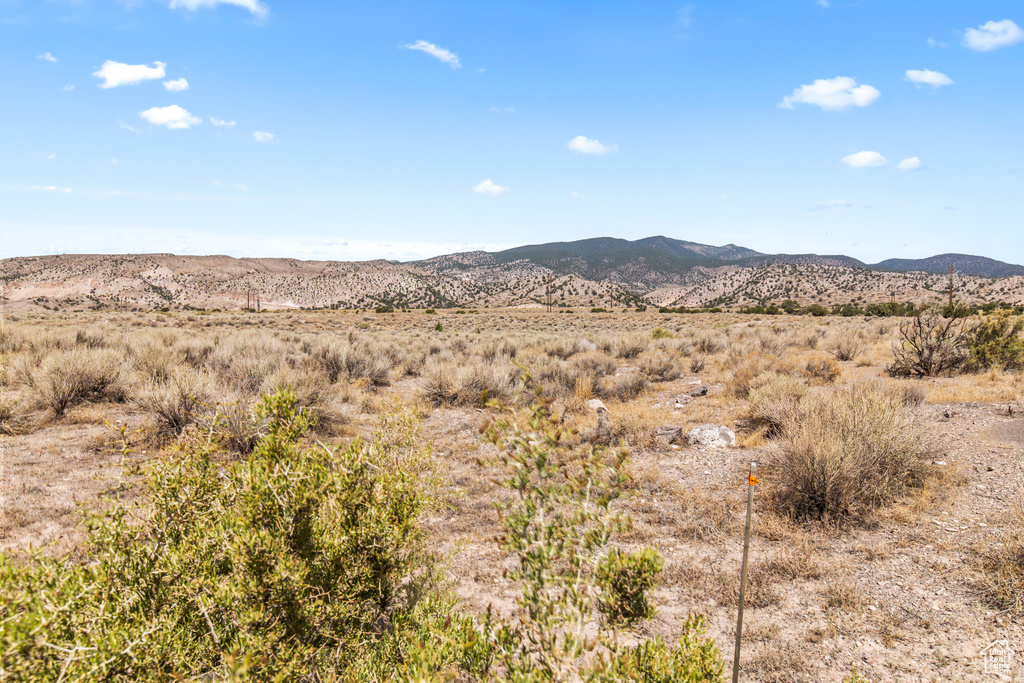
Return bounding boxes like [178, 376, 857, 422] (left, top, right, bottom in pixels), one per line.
[1, 308, 1022, 681]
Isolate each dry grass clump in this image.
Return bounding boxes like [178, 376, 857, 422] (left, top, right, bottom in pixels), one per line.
[613, 333, 649, 359]
[765, 383, 932, 523]
[638, 352, 678, 382]
[132, 366, 211, 434]
[262, 367, 342, 434]
[476, 336, 518, 363]
[0, 396, 29, 435]
[422, 358, 515, 407]
[694, 331, 725, 355]
[805, 355, 841, 384]
[543, 337, 596, 359]
[727, 352, 795, 398]
[30, 347, 131, 416]
[978, 504, 1024, 614]
[830, 332, 864, 362]
[747, 373, 809, 435]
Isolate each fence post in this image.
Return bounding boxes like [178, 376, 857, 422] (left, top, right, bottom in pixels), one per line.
[732, 462, 758, 683]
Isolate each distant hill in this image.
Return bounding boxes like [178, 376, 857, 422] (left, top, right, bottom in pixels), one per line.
[871, 253, 1024, 279]
[1, 237, 1022, 311]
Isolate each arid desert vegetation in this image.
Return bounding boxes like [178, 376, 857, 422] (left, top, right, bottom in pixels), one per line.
[1, 306, 1023, 682]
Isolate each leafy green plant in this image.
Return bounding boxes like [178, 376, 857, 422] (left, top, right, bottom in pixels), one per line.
[967, 311, 1024, 371]
[483, 391, 721, 681]
[595, 547, 664, 625]
[590, 615, 724, 682]
[0, 390, 448, 681]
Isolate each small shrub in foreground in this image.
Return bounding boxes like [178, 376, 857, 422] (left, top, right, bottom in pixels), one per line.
[596, 547, 664, 625]
[967, 311, 1024, 371]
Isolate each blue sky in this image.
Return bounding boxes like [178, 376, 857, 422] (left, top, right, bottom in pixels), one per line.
[2, 0, 1022, 264]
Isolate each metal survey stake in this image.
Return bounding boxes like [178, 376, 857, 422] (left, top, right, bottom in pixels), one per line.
[732, 462, 757, 683]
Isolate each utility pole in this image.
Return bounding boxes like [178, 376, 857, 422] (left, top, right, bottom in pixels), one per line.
[948, 265, 954, 308]
[887, 284, 898, 304]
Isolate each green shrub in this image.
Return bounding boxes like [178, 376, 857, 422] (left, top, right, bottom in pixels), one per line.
[484, 393, 722, 681]
[593, 614, 724, 682]
[595, 547, 664, 625]
[0, 390, 446, 681]
[967, 311, 1024, 371]
[651, 327, 674, 339]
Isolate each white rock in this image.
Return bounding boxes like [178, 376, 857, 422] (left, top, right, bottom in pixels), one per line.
[685, 424, 736, 449]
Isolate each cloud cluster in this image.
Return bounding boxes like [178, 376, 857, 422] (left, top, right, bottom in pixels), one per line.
[37, 52, 57, 63]
[139, 105, 201, 129]
[94, 60, 166, 88]
[841, 151, 887, 167]
[567, 135, 616, 155]
[905, 69, 953, 87]
[253, 131, 275, 142]
[780, 76, 880, 111]
[402, 40, 461, 69]
[168, 0, 268, 18]
[164, 78, 189, 91]
[962, 19, 1023, 51]
[897, 157, 922, 171]
[473, 179, 509, 196]
[210, 117, 236, 127]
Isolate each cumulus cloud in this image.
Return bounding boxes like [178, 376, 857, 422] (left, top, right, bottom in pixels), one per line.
[962, 19, 1023, 51]
[253, 131, 274, 142]
[139, 105, 201, 129]
[567, 135, 616, 155]
[905, 69, 953, 87]
[402, 40, 461, 69]
[897, 157, 923, 171]
[37, 52, 57, 62]
[94, 60, 166, 88]
[163, 77, 189, 91]
[808, 199, 851, 211]
[210, 117, 236, 127]
[779, 76, 880, 111]
[168, 0, 268, 18]
[473, 179, 509, 196]
[842, 151, 887, 167]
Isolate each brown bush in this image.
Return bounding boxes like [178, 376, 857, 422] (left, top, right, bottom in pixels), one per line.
[805, 356, 841, 384]
[32, 348, 131, 416]
[133, 367, 211, 434]
[766, 383, 931, 522]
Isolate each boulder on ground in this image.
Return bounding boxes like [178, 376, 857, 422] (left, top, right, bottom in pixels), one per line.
[654, 425, 684, 444]
[586, 398, 609, 414]
[685, 424, 736, 449]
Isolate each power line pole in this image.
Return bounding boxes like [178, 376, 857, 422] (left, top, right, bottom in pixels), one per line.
[948, 264, 954, 308]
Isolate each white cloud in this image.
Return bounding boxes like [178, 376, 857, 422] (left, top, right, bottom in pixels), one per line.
[963, 19, 1024, 51]
[905, 69, 953, 87]
[816, 0, 830, 7]
[473, 179, 509, 196]
[490, 106, 515, 113]
[841, 150, 887, 167]
[402, 40, 461, 69]
[897, 157, 923, 171]
[47, 154, 57, 160]
[927, 37, 949, 48]
[571, 191, 586, 199]
[808, 199, 851, 211]
[30, 185, 72, 193]
[210, 117, 236, 127]
[779, 76, 880, 111]
[167, 0, 268, 18]
[62, 84, 75, 91]
[139, 105, 201, 129]
[94, 60, 166, 88]
[253, 131, 274, 143]
[568, 135, 616, 155]
[163, 77, 189, 91]
[37, 52, 57, 62]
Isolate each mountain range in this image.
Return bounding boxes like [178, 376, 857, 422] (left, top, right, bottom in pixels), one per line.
[2, 236, 1022, 311]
